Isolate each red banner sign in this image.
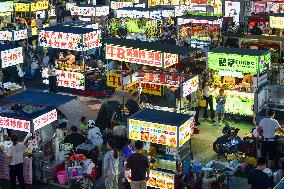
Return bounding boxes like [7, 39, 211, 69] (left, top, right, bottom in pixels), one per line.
[190, 23, 220, 38]
[0, 116, 30, 132]
[141, 72, 188, 86]
[106, 44, 179, 68]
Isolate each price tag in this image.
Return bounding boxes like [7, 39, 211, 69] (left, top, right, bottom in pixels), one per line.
[166, 146, 177, 155]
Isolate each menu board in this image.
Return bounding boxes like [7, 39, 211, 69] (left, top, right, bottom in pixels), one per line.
[0, 47, 23, 68]
[147, 170, 174, 189]
[129, 119, 177, 147]
[182, 75, 199, 97]
[179, 117, 195, 146]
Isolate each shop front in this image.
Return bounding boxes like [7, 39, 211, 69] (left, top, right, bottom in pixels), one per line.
[207, 47, 271, 116]
[127, 108, 195, 189]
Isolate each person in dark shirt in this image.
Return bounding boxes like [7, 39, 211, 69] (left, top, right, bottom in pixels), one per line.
[64, 126, 86, 149]
[248, 157, 272, 189]
[126, 141, 149, 189]
[125, 92, 140, 116]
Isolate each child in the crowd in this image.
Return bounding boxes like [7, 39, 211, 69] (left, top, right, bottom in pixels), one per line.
[104, 138, 119, 189]
[215, 89, 226, 126]
[87, 120, 103, 148]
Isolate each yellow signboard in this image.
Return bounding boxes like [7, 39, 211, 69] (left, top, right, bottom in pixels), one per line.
[106, 72, 162, 96]
[31, 0, 49, 11]
[14, 3, 30, 12]
[178, 117, 194, 146]
[270, 16, 284, 29]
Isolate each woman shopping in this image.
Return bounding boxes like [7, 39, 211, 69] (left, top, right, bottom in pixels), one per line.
[104, 138, 119, 189]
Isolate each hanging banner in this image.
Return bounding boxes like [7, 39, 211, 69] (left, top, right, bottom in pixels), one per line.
[0, 31, 12, 41]
[142, 72, 187, 86]
[42, 69, 85, 90]
[106, 72, 162, 95]
[13, 29, 28, 41]
[0, 47, 23, 68]
[207, 52, 269, 74]
[111, 1, 133, 10]
[30, 0, 48, 11]
[181, 75, 199, 97]
[225, 1, 241, 23]
[0, 1, 13, 12]
[95, 6, 109, 16]
[179, 117, 195, 146]
[70, 6, 95, 17]
[38, 30, 101, 51]
[33, 109, 57, 131]
[0, 116, 30, 132]
[129, 119, 178, 147]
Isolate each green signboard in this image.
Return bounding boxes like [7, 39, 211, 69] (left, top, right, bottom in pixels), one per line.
[208, 52, 270, 74]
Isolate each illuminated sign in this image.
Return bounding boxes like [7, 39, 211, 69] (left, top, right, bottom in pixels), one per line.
[270, 16, 284, 29]
[95, 6, 109, 16]
[106, 72, 162, 96]
[181, 75, 199, 97]
[1, 47, 23, 68]
[38, 30, 101, 51]
[179, 117, 195, 146]
[147, 170, 175, 189]
[30, 0, 49, 11]
[33, 109, 57, 131]
[142, 72, 187, 86]
[14, 3, 30, 12]
[225, 1, 240, 23]
[161, 9, 175, 17]
[0, 29, 27, 41]
[70, 6, 95, 17]
[111, 1, 133, 10]
[0, 116, 30, 132]
[129, 119, 178, 147]
[13, 29, 28, 41]
[207, 52, 269, 74]
[177, 17, 223, 26]
[218, 70, 244, 78]
[116, 9, 150, 18]
[0, 1, 13, 12]
[42, 69, 85, 90]
[106, 44, 179, 68]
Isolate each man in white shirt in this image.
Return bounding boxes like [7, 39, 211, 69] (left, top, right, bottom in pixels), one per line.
[259, 110, 284, 167]
[6, 134, 27, 189]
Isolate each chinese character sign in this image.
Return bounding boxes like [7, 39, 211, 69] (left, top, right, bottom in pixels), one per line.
[13, 29, 28, 41]
[225, 1, 240, 23]
[111, 2, 133, 10]
[0, 31, 12, 41]
[1, 47, 23, 68]
[0, 1, 13, 13]
[83, 30, 102, 50]
[142, 72, 187, 86]
[14, 3, 30, 12]
[270, 16, 284, 29]
[33, 109, 57, 131]
[95, 6, 109, 17]
[179, 117, 195, 146]
[106, 44, 162, 67]
[208, 52, 261, 74]
[0, 116, 30, 132]
[70, 6, 95, 17]
[182, 75, 199, 97]
[30, 0, 48, 11]
[129, 119, 178, 147]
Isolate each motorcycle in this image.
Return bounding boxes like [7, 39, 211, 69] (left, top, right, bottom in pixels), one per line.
[213, 124, 242, 158]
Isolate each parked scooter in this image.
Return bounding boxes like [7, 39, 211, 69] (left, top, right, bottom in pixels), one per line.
[213, 124, 242, 158]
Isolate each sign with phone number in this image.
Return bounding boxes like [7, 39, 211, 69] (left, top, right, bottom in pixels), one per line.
[106, 72, 162, 96]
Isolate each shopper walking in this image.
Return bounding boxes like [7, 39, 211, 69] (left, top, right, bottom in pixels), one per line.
[55, 6, 62, 24]
[214, 89, 226, 126]
[203, 82, 215, 122]
[104, 138, 119, 189]
[5, 134, 27, 189]
[126, 141, 150, 189]
[48, 60, 58, 93]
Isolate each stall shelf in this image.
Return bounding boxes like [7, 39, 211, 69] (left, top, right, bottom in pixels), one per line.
[38, 24, 110, 96]
[0, 45, 24, 97]
[207, 47, 271, 116]
[0, 90, 76, 185]
[128, 108, 195, 189]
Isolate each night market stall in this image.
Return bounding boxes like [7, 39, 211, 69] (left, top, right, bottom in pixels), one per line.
[14, 0, 49, 36]
[207, 47, 271, 117]
[0, 90, 76, 185]
[177, 15, 222, 49]
[127, 108, 195, 189]
[109, 7, 176, 42]
[38, 24, 112, 96]
[104, 38, 202, 101]
[0, 45, 24, 96]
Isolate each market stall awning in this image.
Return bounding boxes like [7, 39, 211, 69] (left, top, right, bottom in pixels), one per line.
[40, 25, 94, 34]
[222, 34, 284, 41]
[209, 47, 269, 56]
[6, 90, 77, 107]
[104, 38, 201, 55]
